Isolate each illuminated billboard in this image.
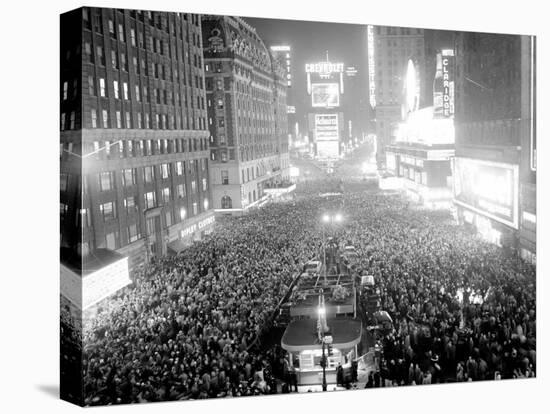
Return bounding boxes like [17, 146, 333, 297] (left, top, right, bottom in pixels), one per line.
[453, 158, 519, 228]
[315, 114, 339, 141]
[61, 255, 131, 310]
[399, 106, 455, 145]
[311, 83, 340, 108]
[317, 141, 339, 159]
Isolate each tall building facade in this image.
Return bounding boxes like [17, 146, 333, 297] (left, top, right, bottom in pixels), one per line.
[453, 32, 536, 262]
[60, 8, 215, 271]
[368, 26, 425, 169]
[270, 45, 296, 147]
[201, 16, 291, 214]
[382, 31, 457, 209]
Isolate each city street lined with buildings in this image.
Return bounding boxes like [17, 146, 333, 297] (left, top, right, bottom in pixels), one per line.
[59, 7, 536, 406]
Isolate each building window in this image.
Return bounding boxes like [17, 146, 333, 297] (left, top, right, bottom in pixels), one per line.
[118, 23, 125, 42]
[191, 180, 196, 193]
[91, 109, 98, 128]
[98, 171, 114, 191]
[144, 166, 155, 183]
[125, 112, 131, 128]
[161, 163, 170, 179]
[127, 224, 140, 243]
[62, 81, 68, 100]
[176, 161, 183, 176]
[162, 187, 171, 204]
[221, 170, 229, 185]
[124, 195, 137, 214]
[143, 85, 148, 102]
[113, 80, 119, 99]
[122, 168, 137, 187]
[116, 111, 122, 128]
[144, 191, 156, 209]
[100, 201, 117, 221]
[102, 110, 109, 128]
[202, 178, 207, 191]
[105, 231, 119, 250]
[135, 85, 140, 101]
[130, 28, 136, 46]
[145, 113, 150, 129]
[126, 140, 134, 157]
[123, 82, 129, 100]
[137, 113, 142, 129]
[111, 49, 118, 69]
[99, 78, 106, 97]
[69, 112, 75, 130]
[179, 207, 186, 221]
[176, 183, 185, 199]
[88, 76, 95, 96]
[97, 46, 105, 65]
[84, 42, 94, 63]
[192, 202, 198, 216]
[221, 195, 232, 209]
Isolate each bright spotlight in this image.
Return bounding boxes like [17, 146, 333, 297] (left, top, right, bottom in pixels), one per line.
[334, 213, 343, 222]
[322, 214, 330, 223]
[318, 307, 326, 316]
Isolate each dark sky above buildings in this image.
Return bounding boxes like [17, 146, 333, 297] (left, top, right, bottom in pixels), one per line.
[244, 16, 369, 133]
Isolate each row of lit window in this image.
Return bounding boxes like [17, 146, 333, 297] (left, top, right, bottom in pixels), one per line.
[83, 44, 205, 89]
[85, 76, 206, 116]
[94, 165, 205, 191]
[83, 8, 202, 52]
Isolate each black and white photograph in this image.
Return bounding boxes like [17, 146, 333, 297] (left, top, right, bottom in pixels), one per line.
[56, 4, 539, 407]
[2, 1, 547, 413]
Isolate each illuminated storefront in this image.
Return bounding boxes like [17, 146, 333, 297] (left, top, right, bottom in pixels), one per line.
[166, 212, 216, 254]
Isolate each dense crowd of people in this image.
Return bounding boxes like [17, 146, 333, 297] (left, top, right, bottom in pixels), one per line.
[79, 196, 327, 405]
[61, 176, 536, 404]
[341, 184, 536, 385]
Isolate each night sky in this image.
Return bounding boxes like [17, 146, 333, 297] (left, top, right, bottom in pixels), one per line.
[244, 16, 369, 133]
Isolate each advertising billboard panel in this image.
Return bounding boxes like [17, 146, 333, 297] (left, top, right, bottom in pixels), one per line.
[315, 114, 339, 142]
[317, 140, 339, 159]
[453, 158, 519, 228]
[61, 255, 131, 310]
[399, 107, 455, 145]
[311, 83, 340, 108]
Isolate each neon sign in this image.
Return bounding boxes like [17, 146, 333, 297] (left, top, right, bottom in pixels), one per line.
[367, 25, 376, 108]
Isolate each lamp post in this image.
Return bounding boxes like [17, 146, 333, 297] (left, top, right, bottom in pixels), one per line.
[318, 293, 328, 391]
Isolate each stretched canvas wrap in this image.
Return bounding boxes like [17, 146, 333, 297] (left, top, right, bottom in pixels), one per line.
[60, 6, 536, 407]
